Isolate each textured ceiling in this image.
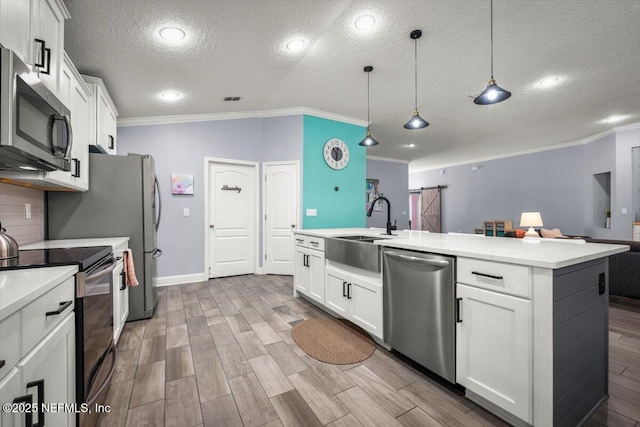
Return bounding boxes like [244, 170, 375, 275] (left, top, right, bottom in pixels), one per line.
[63, 0, 640, 171]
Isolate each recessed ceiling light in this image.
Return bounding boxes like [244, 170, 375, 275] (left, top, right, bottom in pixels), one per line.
[406, 143, 416, 148]
[355, 15, 376, 30]
[159, 27, 185, 41]
[160, 91, 181, 101]
[539, 76, 560, 88]
[286, 38, 306, 52]
[602, 115, 627, 124]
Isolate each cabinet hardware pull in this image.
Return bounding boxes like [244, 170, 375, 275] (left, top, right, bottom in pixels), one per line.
[0, 360, 4, 369]
[120, 269, 127, 290]
[45, 300, 72, 316]
[108, 135, 114, 150]
[12, 394, 33, 427]
[347, 283, 352, 299]
[72, 158, 81, 177]
[310, 241, 318, 245]
[471, 271, 503, 280]
[296, 239, 304, 243]
[41, 48, 51, 75]
[305, 254, 310, 267]
[342, 281, 347, 297]
[34, 39, 46, 68]
[26, 379, 45, 427]
[598, 272, 605, 295]
[456, 298, 462, 323]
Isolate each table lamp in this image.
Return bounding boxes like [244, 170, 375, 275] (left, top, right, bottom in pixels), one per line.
[520, 212, 543, 239]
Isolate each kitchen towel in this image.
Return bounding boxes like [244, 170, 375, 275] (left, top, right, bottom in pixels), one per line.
[123, 249, 139, 286]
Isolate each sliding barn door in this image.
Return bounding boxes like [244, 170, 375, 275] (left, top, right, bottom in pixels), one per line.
[421, 188, 441, 232]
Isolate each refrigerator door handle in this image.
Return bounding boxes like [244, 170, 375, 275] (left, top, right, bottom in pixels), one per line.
[154, 175, 162, 232]
[153, 248, 163, 258]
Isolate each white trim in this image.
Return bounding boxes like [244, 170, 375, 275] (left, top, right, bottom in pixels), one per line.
[262, 161, 301, 275]
[153, 273, 206, 287]
[410, 121, 640, 173]
[367, 155, 411, 164]
[409, 139, 585, 173]
[614, 122, 640, 133]
[204, 157, 260, 279]
[255, 268, 265, 275]
[63, 52, 91, 97]
[117, 107, 367, 128]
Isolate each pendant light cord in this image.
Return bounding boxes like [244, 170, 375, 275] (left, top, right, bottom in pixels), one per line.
[367, 71, 370, 127]
[490, 0, 494, 79]
[414, 38, 418, 110]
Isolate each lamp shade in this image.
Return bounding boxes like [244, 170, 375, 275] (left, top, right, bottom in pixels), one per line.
[520, 212, 543, 228]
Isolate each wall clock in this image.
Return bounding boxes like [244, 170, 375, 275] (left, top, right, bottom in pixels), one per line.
[323, 138, 350, 170]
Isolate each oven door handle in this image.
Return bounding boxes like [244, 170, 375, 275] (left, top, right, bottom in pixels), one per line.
[86, 343, 117, 406]
[85, 258, 117, 284]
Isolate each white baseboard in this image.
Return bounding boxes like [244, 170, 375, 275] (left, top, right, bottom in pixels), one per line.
[153, 273, 207, 287]
[255, 268, 265, 275]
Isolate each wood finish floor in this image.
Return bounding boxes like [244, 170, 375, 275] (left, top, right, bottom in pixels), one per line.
[98, 275, 640, 427]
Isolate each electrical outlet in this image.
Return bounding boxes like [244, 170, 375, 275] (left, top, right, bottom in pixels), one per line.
[25, 203, 31, 219]
[306, 208, 317, 217]
[183, 208, 190, 217]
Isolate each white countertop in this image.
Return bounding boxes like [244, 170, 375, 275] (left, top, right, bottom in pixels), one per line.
[295, 228, 629, 269]
[21, 237, 130, 251]
[0, 266, 78, 321]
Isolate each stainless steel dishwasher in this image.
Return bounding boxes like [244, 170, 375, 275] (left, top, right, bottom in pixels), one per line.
[382, 248, 456, 383]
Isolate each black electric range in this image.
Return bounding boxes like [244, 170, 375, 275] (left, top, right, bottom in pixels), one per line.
[0, 246, 112, 271]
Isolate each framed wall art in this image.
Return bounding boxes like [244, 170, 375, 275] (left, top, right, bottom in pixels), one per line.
[171, 174, 194, 195]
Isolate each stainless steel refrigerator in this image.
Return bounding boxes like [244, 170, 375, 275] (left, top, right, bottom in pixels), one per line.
[48, 153, 162, 320]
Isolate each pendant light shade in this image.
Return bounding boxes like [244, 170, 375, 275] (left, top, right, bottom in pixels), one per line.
[359, 65, 379, 147]
[404, 30, 429, 130]
[474, 0, 511, 105]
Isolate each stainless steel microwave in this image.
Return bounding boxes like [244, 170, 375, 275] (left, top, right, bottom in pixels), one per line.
[0, 47, 72, 172]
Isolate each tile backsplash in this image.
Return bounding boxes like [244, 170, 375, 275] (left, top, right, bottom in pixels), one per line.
[0, 183, 45, 245]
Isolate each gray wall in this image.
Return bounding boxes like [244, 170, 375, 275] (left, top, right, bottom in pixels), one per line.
[366, 159, 410, 230]
[117, 115, 302, 277]
[584, 133, 616, 238]
[633, 147, 640, 222]
[613, 127, 640, 239]
[409, 145, 586, 235]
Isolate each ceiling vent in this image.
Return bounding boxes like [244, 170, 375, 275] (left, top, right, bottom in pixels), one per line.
[223, 96, 241, 101]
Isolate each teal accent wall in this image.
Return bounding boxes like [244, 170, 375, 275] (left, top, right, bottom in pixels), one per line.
[303, 115, 367, 229]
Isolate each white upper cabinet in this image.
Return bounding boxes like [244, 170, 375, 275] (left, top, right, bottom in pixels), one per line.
[0, 52, 91, 191]
[83, 75, 119, 155]
[0, 0, 70, 96]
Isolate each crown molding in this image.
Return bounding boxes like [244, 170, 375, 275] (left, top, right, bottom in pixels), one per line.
[82, 74, 119, 116]
[367, 156, 411, 164]
[117, 107, 367, 128]
[614, 122, 640, 133]
[410, 122, 640, 173]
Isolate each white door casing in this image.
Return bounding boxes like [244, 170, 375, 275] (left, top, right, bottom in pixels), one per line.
[263, 162, 300, 275]
[205, 158, 258, 278]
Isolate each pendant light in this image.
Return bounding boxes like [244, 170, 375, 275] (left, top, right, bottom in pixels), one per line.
[359, 66, 379, 147]
[474, 0, 511, 105]
[403, 30, 429, 130]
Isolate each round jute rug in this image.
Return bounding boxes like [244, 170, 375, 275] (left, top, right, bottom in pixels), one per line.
[291, 318, 375, 364]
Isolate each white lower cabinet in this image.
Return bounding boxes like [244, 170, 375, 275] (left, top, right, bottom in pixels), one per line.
[324, 265, 382, 339]
[112, 255, 128, 343]
[0, 368, 21, 427]
[18, 313, 75, 427]
[456, 283, 532, 423]
[294, 247, 325, 304]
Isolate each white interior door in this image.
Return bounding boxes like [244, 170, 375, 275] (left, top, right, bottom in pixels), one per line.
[264, 163, 298, 275]
[208, 161, 257, 278]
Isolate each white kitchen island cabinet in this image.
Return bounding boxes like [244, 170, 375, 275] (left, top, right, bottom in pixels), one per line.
[294, 237, 325, 305]
[292, 228, 628, 427]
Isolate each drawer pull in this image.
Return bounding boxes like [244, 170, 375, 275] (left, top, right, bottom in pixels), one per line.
[0, 360, 4, 369]
[310, 241, 319, 245]
[347, 283, 352, 299]
[342, 281, 347, 298]
[45, 300, 72, 316]
[296, 239, 304, 244]
[471, 271, 503, 280]
[26, 379, 45, 427]
[12, 394, 33, 426]
[456, 298, 462, 323]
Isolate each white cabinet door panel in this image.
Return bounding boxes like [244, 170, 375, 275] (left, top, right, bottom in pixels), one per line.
[324, 268, 348, 316]
[456, 284, 532, 423]
[349, 280, 381, 337]
[307, 249, 325, 304]
[294, 248, 308, 294]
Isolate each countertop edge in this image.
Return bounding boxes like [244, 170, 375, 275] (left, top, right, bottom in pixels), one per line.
[21, 237, 130, 250]
[0, 265, 78, 322]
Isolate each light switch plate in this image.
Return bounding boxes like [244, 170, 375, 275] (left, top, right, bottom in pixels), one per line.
[25, 203, 31, 219]
[621, 208, 627, 215]
[306, 208, 317, 217]
[183, 208, 190, 217]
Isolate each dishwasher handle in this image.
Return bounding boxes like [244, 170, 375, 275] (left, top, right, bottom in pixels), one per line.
[385, 250, 450, 268]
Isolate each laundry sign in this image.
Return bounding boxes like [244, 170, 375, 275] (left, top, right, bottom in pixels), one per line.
[221, 185, 242, 193]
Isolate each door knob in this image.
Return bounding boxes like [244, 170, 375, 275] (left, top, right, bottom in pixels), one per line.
[291, 224, 296, 228]
[210, 224, 214, 228]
